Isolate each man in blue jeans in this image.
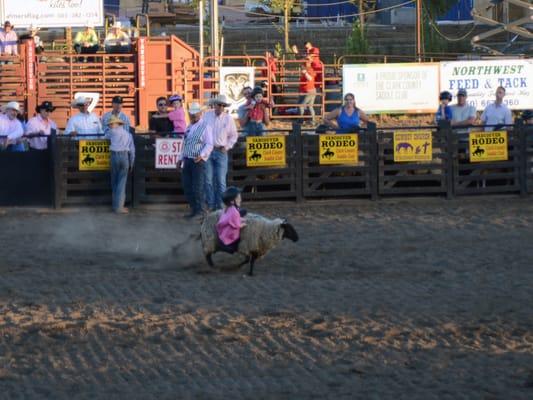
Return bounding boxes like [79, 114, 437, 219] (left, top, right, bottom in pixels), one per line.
[179, 102, 214, 219]
[202, 95, 239, 210]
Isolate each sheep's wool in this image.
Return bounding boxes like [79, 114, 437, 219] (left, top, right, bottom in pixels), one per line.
[201, 211, 285, 259]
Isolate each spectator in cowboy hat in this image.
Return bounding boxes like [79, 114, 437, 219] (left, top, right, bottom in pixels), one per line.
[179, 102, 214, 219]
[104, 21, 131, 54]
[202, 94, 239, 211]
[19, 25, 44, 54]
[102, 96, 131, 134]
[74, 23, 99, 59]
[65, 96, 103, 139]
[24, 101, 58, 151]
[0, 101, 24, 151]
[105, 115, 135, 214]
[0, 21, 18, 56]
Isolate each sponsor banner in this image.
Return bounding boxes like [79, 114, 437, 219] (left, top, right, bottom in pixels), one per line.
[318, 134, 358, 165]
[440, 60, 533, 111]
[246, 136, 286, 167]
[1, 0, 104, 28]
[155, 138, 183, 169]
[393, 131, 433, 162]
[343, 63, 440, 113]
[469, 131, 508, 162]
[219, 67, 255, 117]
[79, 140, 110, 171]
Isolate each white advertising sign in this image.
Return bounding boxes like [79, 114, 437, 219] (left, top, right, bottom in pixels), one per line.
[440, 59, 533, 111]
[155, 138, 183, 169]
[0, 0, 104, 28]
[343, 63, 440, 114]
[219, 67, 255, 116]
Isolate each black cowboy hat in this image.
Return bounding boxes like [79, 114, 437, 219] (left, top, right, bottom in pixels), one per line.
[112, 96, 123, 104]
[36, 101, 56, 113]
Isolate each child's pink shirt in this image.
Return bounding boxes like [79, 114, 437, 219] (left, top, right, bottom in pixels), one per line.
[168, 107, 186, 133]
[216, 206, 241, 245]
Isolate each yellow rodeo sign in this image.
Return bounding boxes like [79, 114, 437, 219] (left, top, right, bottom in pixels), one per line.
[393, 131, 433, 162]
[469, 131, 508, 162]
[246, 136, 286, 167]
[79, 140, 111, 171]
[319, 134, 358, 165]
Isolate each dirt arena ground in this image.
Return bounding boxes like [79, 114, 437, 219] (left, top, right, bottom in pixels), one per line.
[1, 197, 532, 399]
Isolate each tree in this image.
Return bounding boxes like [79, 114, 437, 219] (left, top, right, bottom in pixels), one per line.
[271, 0, 297, 52]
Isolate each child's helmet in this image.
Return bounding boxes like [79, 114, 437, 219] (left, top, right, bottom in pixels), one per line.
[222, 186, 242, 206]
[439, 91, 452, 101]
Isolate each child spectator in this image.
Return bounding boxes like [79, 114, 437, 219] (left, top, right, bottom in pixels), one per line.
[168, 94, 187, 135]
[435, 91, 453, 123]
[245, 87, 270, 136]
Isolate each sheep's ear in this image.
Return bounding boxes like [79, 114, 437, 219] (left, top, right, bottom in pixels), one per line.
[281, 223, 299, 242]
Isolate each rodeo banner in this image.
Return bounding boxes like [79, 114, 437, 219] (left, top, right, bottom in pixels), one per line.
[440, 60, 533, 111]
[393, 131, 433, 162]
[0, 0, 104, 28]
[469, 131, 508, 163]
[319, 134, 358, 165]
[219, 67, 255, 117]
[79, 140, 110, 171]
[246, 136, 286, 168]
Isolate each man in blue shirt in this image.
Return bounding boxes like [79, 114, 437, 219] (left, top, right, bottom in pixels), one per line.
[481, 86, 513, 131]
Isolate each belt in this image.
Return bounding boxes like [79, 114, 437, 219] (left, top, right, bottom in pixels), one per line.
[111, 150, 129, 153]
[214, 146, 226, 151]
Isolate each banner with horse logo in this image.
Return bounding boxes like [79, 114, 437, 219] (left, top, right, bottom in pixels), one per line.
[469, 131, 508, 163]
[219, 67, 255, 117]
[393, 131, 433, 162]
[246, 136, 286, 167]
[318, 134, 358, 165]
[79, 140, 110, 171]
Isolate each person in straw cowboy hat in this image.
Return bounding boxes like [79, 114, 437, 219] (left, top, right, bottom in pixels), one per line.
[0, 21, 18, 56]
[0, 101, 24, 151]
[105, 115, 135, 214]
[179, 102, 214, 219]
[65, 96, 103, 139]
[104, 21, 131, 54]
[202, 94, 239, 211]
[24, 101, 58, 151]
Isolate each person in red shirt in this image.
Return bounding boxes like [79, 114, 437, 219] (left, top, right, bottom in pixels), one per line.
[308, 53, 323, 91]
[299, 62, 317, 123]
[245, 86, 270, 136]
[305, 41, 320, 57]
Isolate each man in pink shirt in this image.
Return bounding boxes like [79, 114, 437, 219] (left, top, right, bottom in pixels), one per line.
[202, 94, 239, 210]
[25, 101, 58, 150]
[0, 21, 18, 56]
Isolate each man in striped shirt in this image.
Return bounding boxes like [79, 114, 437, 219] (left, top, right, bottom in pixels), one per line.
[180, 102, 214, 219]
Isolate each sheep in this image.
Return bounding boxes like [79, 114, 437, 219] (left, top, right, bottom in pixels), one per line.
[200, 211, 299, 276]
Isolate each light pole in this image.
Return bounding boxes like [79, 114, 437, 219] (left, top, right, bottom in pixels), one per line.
[416, 0, 422, 60]
[199, 0, 204, 61]
[210, 0, 219, 61]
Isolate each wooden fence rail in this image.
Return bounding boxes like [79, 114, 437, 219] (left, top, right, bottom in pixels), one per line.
[3, 120, 530, 208]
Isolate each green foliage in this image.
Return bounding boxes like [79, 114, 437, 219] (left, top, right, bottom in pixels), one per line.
[345, 20, 370, 62]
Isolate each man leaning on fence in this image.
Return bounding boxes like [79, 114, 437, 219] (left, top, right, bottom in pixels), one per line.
[65, 96, 103, 139]
[102, 96, 131, 134]
[25, 101, 58, 151]
[203, 95, 239, 211]
[0, 102, 24, 152]
[450, 88, 477, 140]
[481, 86, 513, 131]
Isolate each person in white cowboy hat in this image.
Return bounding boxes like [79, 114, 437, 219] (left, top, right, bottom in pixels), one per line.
[202, 94, 239, 211]
[0, 101, 24, 152]
[0, 21, 18, 56]
[65, 96, 103, 139]
[24, 101, 58, 151]
[104, 21, 131, 54]
[105, 115, 135, 214]
[74, 22, 99, 56]
[179, 102, 214, 219]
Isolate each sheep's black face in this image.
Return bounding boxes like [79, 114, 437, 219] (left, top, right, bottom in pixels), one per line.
[281, 223, 299, 242]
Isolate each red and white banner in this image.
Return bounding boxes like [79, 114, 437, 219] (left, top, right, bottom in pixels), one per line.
[155, 138, 183, 169]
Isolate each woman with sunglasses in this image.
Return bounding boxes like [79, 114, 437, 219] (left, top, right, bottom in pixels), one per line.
[323, 93, 370, 134]
[149, 97, 174, 134]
